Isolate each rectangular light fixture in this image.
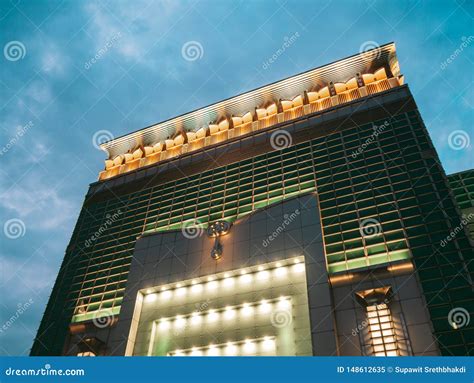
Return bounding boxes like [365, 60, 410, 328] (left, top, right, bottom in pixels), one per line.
[367, 303, 399, 356]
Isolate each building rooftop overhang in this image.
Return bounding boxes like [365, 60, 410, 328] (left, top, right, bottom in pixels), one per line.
[101, 43, 399, 156]
[98, 42, 402, 180]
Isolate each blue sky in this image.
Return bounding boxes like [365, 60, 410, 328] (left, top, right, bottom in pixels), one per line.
[0, 0, 473, 355]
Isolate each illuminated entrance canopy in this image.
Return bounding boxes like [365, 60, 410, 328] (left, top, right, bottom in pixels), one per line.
[126, 256, 312, 356]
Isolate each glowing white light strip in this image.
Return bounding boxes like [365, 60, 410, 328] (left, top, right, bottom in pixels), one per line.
[155, 296, 292, 330]
[142, 256, 305, 303]
[167, 336, 277, 356]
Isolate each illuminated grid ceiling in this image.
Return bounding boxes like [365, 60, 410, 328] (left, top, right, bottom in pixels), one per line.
[126, 257, 312, 356]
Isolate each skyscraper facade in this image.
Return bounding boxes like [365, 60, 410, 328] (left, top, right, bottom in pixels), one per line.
[31, 43, 473, 357]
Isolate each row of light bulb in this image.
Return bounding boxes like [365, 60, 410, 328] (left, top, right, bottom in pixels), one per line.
[144, 259, 305, 303]
[168, 337, 276, 356]
[157, 297, 291, 331]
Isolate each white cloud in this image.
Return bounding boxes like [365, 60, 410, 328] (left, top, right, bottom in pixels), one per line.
[25, 81, 52, 105]
[0, 175, 75, 230]
[40, 51, 65, 75]
[83, 1, 183, 65]
[0, 253, 57, 307]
